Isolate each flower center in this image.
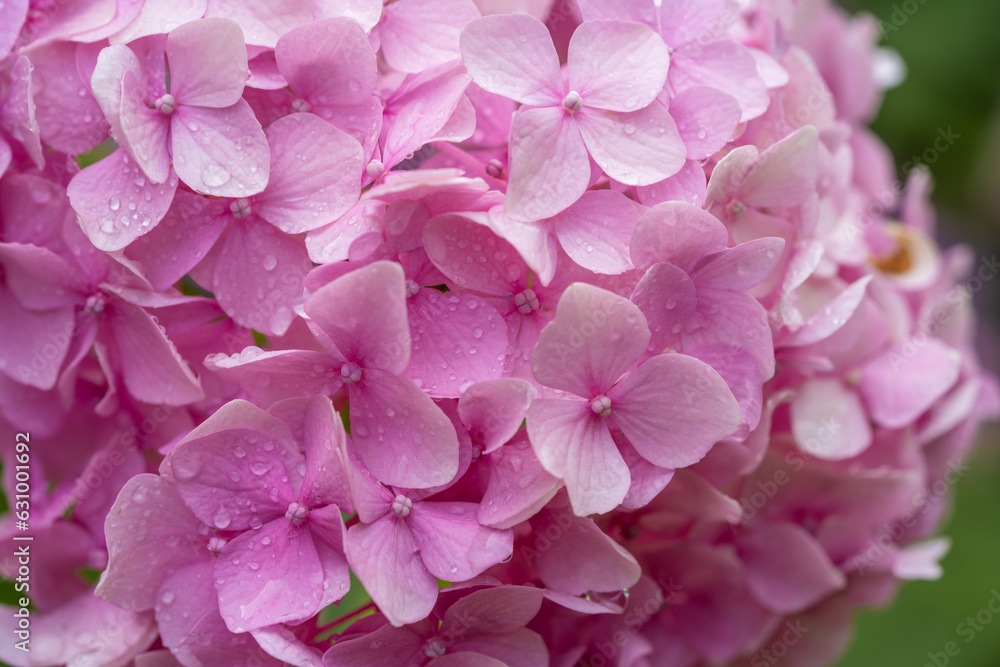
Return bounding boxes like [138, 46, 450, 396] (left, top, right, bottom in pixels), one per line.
[291, 97, 312, 113]
[155, 94, 176, 115]
[562, 90, 583, 113]
[84, 294, 107, 316]
[230, 198, 252, 219]
[486, 159, 504, 178]
[341, 363, 363, 384]
[591, 395, 612, 418]
[726, 200, 747, 219]
[405, 279, 421, 298]
[207, 536, 228, 556]
[423, 637, 446, 658]
[285, 502, 310, 526]
[391, 494, 413, 518]
[514, 288, 540, 315]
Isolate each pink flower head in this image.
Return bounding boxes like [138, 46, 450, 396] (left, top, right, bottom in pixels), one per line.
[461, 14, 686, 220]
[527, 282, 741, 515]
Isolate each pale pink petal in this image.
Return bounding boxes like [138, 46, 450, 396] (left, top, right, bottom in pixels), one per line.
[568, 20, 668, 112]
[657, 0, 728, 46]
[31, 594, 157, 667]
[859, 339, 962, 429]
[166, 17, 248, 107]
[314, 0, 383, 30]
[458, 378, 535, 454]
[97, 474, 207, 611]
[68, 149, 179, 252]
[689, 237, 786, 291]
[743, 125, 819, 209]
[460, 14, 563, 106]
[349, 370, 460, 489]
[304, 261, 411, 373]
[685, 288, 775, 380]
[893, 538, 951, 581]
[251, 625, 327, 667]
[0, 56, 44, 169]
[119, 67, 173, 183]
[255, 112, 363, 233]
[780, 275, 873, 348]
[630, 262, 697, 354]
[575, 0, 654, 25]
[609, 354, 741, 469]
[551, 190, 638, 275]
[405, 289, 508, 398]
[737, 523, 846, 613]
[124, 191, 229, 290]
[170, 101, 270, 197]
[791, 378, 872, 460]
[111, 0, 209, 43]
[479, 434, 561, 528]
[108, 296, 205, 405]
[532, 283, 649, 397]
[0, 292, 73, 391]
[526, 398, 630, 516]
[205, 0, 312, 48]
[483, 207, 558, 286]
[306, 200, 385, 264]
[0, 243, 89, 310]
[635, 158, 707, 208]
[29, 42, 108, 154]
[275, 18, 376, 108]
[346, 518, 439, 627]
[206, 349, 340, 409]
[0, 0, 27, 59]
[212, 219, 309, 337]
[630, 203, 727, 272]
[533, 506, 641, 593]
[381, 0, 480, 73]
[576, 102, 686, 186]
[668, 86, 741, 160]
[300, 395, 353, 510]
[215, 519, 332, 632]
[671, 41, 770, 122]
[505, 107, 590, 222]
[424, 212, 526, 295]
[409, 502, 513, 581]
[619, 440, 674, 511]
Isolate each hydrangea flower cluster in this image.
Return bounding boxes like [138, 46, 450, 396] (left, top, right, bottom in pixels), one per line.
[0, 0, 996, 665]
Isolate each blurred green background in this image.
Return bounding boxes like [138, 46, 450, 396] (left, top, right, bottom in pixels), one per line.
[835, 0, 1000, 665]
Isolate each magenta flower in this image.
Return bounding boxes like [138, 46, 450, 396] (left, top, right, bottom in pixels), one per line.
[461, 14, 686, 220]
[527, 283, 741, 515]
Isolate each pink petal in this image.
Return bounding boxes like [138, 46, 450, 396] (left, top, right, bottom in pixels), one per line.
[630, 262, 698, 354]
[29, 42, 108, 154]
[0, 56, 43, 169]
[0, 292, 73, 391]
[108, 296, 205, 405]
[0, 137, 9, 177]
[532, 506, 641, 593]
[859, 339, 962, 429]
[791, 378, 872, 460]
[635, 158, 707, 208]
[322, 623, 423, 667]
[609, 354, 741, 469]
[431, 654, 507, 667]
[123, 191, 228, 290]
[31, 594, 157, 667]
[689, 237, 786, 291]
[0, 243, 89, 310]
[349, 370, 460, 489]
[479, 434, 561, 528]
[736, 523, 846, 613]
[97, 474, 206, 612]
[120, 68, 173, 184]
[304, 261, 411, 373]
[532, 283, 649, 397]
[405, 289, 507, 398]
[685, 288, 775, 380]
[215, 519, 335, 632]
[205, 0, 312, 48]
[156, 563, 282, 667]
[68, 149, 179, 252]
[346, 518, 439, 627]
[668, 86, 741, 160]
[306, 200, 385, 264]
[568, 20, 668, 112]
[576, 102, 686, 186]
[111, 0, 209, 43]
[526, 398, 630, 516]
[657, 0, 728, 46]
[452, 629, 549, 667]
[423, 213, 525, 295]
[505, 108, 589, 222]
[460, 14, 563, 106]
[551, 190, 638, 275]
[273, 16, 376, 107]
[205, 348, 342, 407]
[0, 0, 27, 59]
[781, 275, 873, 348]
[409, 501, 513, 581]
[381, 0, 480, 73]
[630, 201, 728, 273]
[619, 440, 674, 511]
[166, 17, 248, 107]
[671, 41, 769, 122]
[458, 378, 535, 454]
[443, 585, 543, 634]
[483, 207, 558, 286]
[300, 395, 353, 510]
[314, 0, 383, 30]
[212, 218, 309, 336]
[255, 112, 363, 233]
[170, 100, 270, 197]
